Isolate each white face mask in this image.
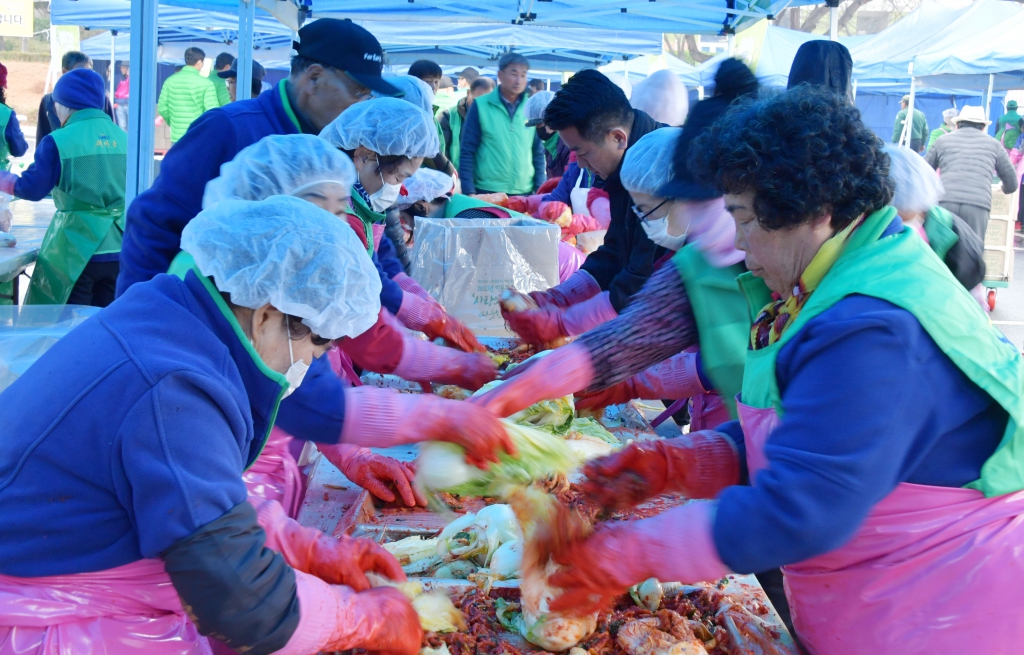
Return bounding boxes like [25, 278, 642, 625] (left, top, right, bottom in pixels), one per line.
[369, 155, 401, 212]
[641, 216, 689, 251]
[283, 320, 310, 397]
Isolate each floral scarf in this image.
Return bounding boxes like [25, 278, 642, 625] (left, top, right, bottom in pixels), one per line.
[750, 216, 864, 350]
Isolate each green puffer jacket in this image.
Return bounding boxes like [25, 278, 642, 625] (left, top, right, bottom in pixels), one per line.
[210, 74, 231, 107]
[157, 66, 220, 142]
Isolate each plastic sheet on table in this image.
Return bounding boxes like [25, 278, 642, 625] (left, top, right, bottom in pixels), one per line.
[0, 191, 12, 233]
[0, 304, 101, 393]
[410, 217, 560, 337]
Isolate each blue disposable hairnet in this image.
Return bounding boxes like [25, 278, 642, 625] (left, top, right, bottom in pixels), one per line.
[202, 134, 356, 209]
[383, 74, 435, 115]
[883, 144, 944, 213]
[630, 71, 689, 127]
[319, 97, 440, 159]
[525, 90, 555, 123]
[181, 196, 382, 340]
[400, 168, 455, 208]
[621, 127, 683, 196]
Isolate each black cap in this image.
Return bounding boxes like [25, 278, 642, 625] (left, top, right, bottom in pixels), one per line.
[218, 57, 266, 81]
[292, 18, 398, 96]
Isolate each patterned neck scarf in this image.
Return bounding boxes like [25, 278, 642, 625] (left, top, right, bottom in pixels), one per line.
[750, 216, 864, 350]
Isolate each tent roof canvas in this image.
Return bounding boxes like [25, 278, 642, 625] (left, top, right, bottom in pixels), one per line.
[850, 1, 964, 83]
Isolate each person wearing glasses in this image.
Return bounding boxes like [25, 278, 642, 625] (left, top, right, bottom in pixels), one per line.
[117, 18, 397, 297]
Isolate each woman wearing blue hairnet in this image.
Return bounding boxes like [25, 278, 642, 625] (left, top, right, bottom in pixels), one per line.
[321, 97, 485, 354]
[204, 134, 498, 510]
[0, 197, 511, 654]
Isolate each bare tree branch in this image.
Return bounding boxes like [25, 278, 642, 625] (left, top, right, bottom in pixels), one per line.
[684, 34, 713, 63]
[837, 0, 873, 31]
[799, 5, 831, 32]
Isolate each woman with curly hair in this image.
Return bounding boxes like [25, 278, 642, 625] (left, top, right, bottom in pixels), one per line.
[475, 86, 1024, 653]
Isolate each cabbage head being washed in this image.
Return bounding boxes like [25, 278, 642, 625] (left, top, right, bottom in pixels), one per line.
[474, 378, 575, 432]
[415, 419, 579, 498]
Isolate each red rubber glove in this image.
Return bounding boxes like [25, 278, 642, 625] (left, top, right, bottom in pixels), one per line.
[396, 291, 484, 353]
[342, 387, 516, 468]
[393, 336, 497, 391]
[471, 342, 594, 419]
[573, 378, 639, 412]
[540, 200, 572, 226]
[254, 498, 406, 591]
[504, 305, 568, 347]
[0, 171, 16, 196]
[506, 195, 532, 213]
[319, 443, 426, 507]
[524, 270, 602, 309]
[575, 352, 706, 412]
[548, 502, 729, 616]
[561, 213, 604, 239]
[283, 573, 422, 655]
[580, 431, 739, 511]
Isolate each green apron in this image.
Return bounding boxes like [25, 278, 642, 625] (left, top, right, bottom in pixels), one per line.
[168, 250, 288, 469]
[738, 206, 1024, 498]
[25, 109, 127, 305]
[923, 205, 958, 261]
[449, 104, 464, 169]
[0, 104, 12, 172]
[349, 191, 381, 256]
[670, 245, 749, 418]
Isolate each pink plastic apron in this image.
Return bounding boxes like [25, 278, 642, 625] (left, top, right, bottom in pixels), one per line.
[371, 223, 386, 252]
[0, 559, 211, 655]
[242, 348, 359, 518]
[557, 240, 585, 283]
[735, 398, 1024, 655]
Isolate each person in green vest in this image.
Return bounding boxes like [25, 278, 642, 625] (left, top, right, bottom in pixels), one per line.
[892, 94, 929, 153]
[475, 84, 1024, 654]
[438, 75, 493, 169]
[0, 63, 28, 173]
[210, 52, 233, 106]
[157, 46, 219, 143]
[994, 99, 1022, 152]
[0, 68, 126, 307]
[927, 107, 957, 150]
[458, 52, 546, 196]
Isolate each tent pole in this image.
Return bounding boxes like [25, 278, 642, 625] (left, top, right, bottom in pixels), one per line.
[110, 31, 117, 103]
[126, 0, 158, 205]
[829, 5, 838, 41]
[698, 85, 704, 101]
[546, 78, 550, 91]
[727, 33, 735, 56]
[852, 79, 857, 101]
[985, 73, 994, 124]
[902, 76, 917, 149]
[237, 0, 255, 101]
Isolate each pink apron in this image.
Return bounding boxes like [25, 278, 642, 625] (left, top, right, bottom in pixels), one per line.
[0, 560, 210, 655]
[736, 399, 1024, 655]
[242, 348, 361, 518]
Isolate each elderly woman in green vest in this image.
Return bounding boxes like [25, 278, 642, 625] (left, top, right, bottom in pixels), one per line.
[0, 68, 126, 307]
[475, 85, 1024, 655]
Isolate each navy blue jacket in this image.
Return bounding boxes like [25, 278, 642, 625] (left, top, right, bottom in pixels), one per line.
[2, 109, 27, 161]
[12, 133, 59, 200]
[0, 272, 283, 575]
[541, 162, 599, 207]
[713, 220, 1009, 573]
[117, 82, 300, 296]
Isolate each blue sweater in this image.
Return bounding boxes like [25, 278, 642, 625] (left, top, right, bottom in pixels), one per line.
[3, 110, 27, 160]
[541, 162, 599, 207]
[713, 294, 1008, 574]
[116, 82, 300, 297]
[12, 133, 59, 201]
[0, 272, 287, 576]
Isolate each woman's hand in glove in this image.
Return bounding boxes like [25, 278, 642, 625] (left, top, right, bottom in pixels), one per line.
[573, 379, 639, 412]
[504, 305, 568, 348]
[580, 431, 739, 511]
[394, 337, 497, 391]
[539, 201, 572, 227]
[320, 443, 426, 507]
[396, 291, 484, 353]
[471, 343, 594, 419]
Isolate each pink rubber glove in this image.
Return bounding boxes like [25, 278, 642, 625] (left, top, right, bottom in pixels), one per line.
[317, 442, 425, 507]
[575, 351, 706, 411]
[561, 213, 603, 238]
[527, 270, 602, 309]
[580, 431, 740, 509]
[560, 290, 618, 336]
[509, 290, 616, 346]
[471, 342, 594, 419]
[548, 502, 731, 616]
[393, 335, 497, 390]
[539, 200, 572, 225]
[396, 290, 483, 353]
[342, 386, 515, 468]
[507, 194, 543, 215]
[253, 498, 405, 591]
[587, 188, 612, 229]
[0, 171, 17, 196]
[276, 571, 422, 655]
[392, 272, 439, 306]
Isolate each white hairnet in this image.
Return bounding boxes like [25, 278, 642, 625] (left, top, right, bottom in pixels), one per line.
[630, 70, 689, 127]
[400, 168, 455, 208]
[942, 107, 959, 125]
[883, 144, 944, 213]
[320, 97, 440, 159]
[384, 74, 435, 115]
[525, 90, 555, 123]
[203, 134, 356, 209]
[621, 127, 683, 196]
[181, 196, 382, 340]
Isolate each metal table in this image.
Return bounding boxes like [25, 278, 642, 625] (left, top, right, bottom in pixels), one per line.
[0, 199, 56, 303]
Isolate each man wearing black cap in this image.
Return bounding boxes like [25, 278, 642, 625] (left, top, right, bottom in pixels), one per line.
[117, 18, 398, 296]
[219, 57, 267, 102]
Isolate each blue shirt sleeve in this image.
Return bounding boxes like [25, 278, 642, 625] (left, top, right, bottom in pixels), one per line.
[713, 296, 1006, 574]
[532, 133, 547, 192]
[372, 250, 405, 315]
[275, 354, 348, 445]
[119, 371, 249, 559]
[13, 135, 60, 201]
[5, 112, 28, 158]
[458, 102, 482, 195]
[376, 234, 405, 279]
[542, 163, 580, 205]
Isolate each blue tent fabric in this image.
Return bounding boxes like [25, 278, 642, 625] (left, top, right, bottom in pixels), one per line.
[856, 91, 1004, 144]
[850, 1, 963, 84]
